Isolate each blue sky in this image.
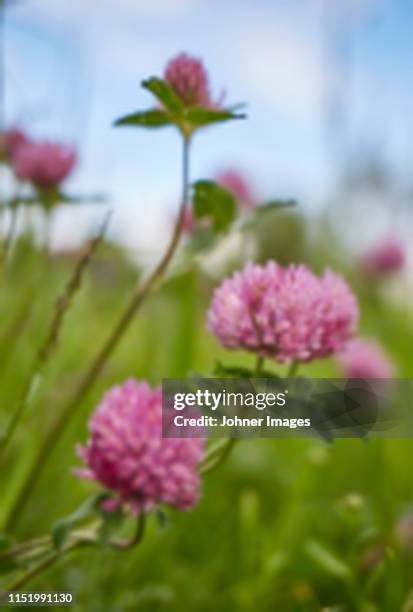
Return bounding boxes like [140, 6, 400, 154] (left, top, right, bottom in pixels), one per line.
[3, 0, 413, 251]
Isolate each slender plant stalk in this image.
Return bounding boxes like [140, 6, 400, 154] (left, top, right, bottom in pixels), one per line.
[0, 536, 51, 562]
[108, 513, 146, 550]
[200, 438, 237, 475]
[255, 355, 265, 377]
[201, 352, 265, 474]
[287, 361, 299, 377]
[2, 515, 146, 592]
[2, 201, 20, 267]
[0, 212, 111, 458]
[4, 551, 61, 593]
[0, 288, 35, 372]
[43, 209, 52, 253]
[6, 137, 191, 530]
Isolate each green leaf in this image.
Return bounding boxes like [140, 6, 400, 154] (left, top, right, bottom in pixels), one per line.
[192, 180, 236, 232]
[142, 78, 184, 116]
[256, 199, 297, 214]
[213, 361, 281, 379]
[97, 507, 125, 546]
[186, 227, 217, 255]
[52, 521, 71, 552]
[37, 186, 64, 209]
[227, 102, 248, 112]
[52, 493, 108, 551]
[28, 189, 105, 208]
[305, 540, 353, 582]
[59, 193, 107, 205]
[241, 199, 297, 230]
[185, 107, 246, 129]
[114, 109, 172, 129]
[213, 362, 254, 378]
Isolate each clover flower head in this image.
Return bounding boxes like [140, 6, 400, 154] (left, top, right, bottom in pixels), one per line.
[208, 261, 358, 364]
[216, 169, 255, 208]
[164, 52, 213, 108]
[337, 338, 394, 378]
[1, 128, 30, 158]
[75, 379, 204, 515]
[361, 237, 405, 276]
[12, 140, 77, 188]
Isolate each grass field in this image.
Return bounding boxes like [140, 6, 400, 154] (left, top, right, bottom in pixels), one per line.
[0, 213, 412, 611]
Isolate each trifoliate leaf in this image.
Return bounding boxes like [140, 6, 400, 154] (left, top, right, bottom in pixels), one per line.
[51, 493, 109, 551]
[142, 78, 184, 116]
[114, 109, 172, 129]
[192, 180, 236, 232]
[185, 107, 246, 129]
[213, 361, 281, 379]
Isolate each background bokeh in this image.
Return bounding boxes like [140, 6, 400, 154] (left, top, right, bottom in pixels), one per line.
[4, 0, 413, 259]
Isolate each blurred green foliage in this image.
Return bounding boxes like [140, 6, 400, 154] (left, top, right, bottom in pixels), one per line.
[0, 226, 412, 611]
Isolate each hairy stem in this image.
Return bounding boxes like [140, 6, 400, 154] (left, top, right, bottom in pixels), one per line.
[0, 213, 111, 458]
[6, 137, 191, 531]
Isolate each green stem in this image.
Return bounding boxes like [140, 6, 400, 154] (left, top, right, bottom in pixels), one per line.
[0, 536, 51, 562]
[2, 202, 19, 267]
[255, 355, 264, 377]
[109, 513, 146, 550]
[4, 551, 61, 592]
[2, 514, 146, 592]
[287, 361, 299, 377]
[43, 208, 53, 254]
[0, 214, 110, 459]
[200, 438, 237, 474]
[5, 137, 191, 531]
[0, 288, 35, 372]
